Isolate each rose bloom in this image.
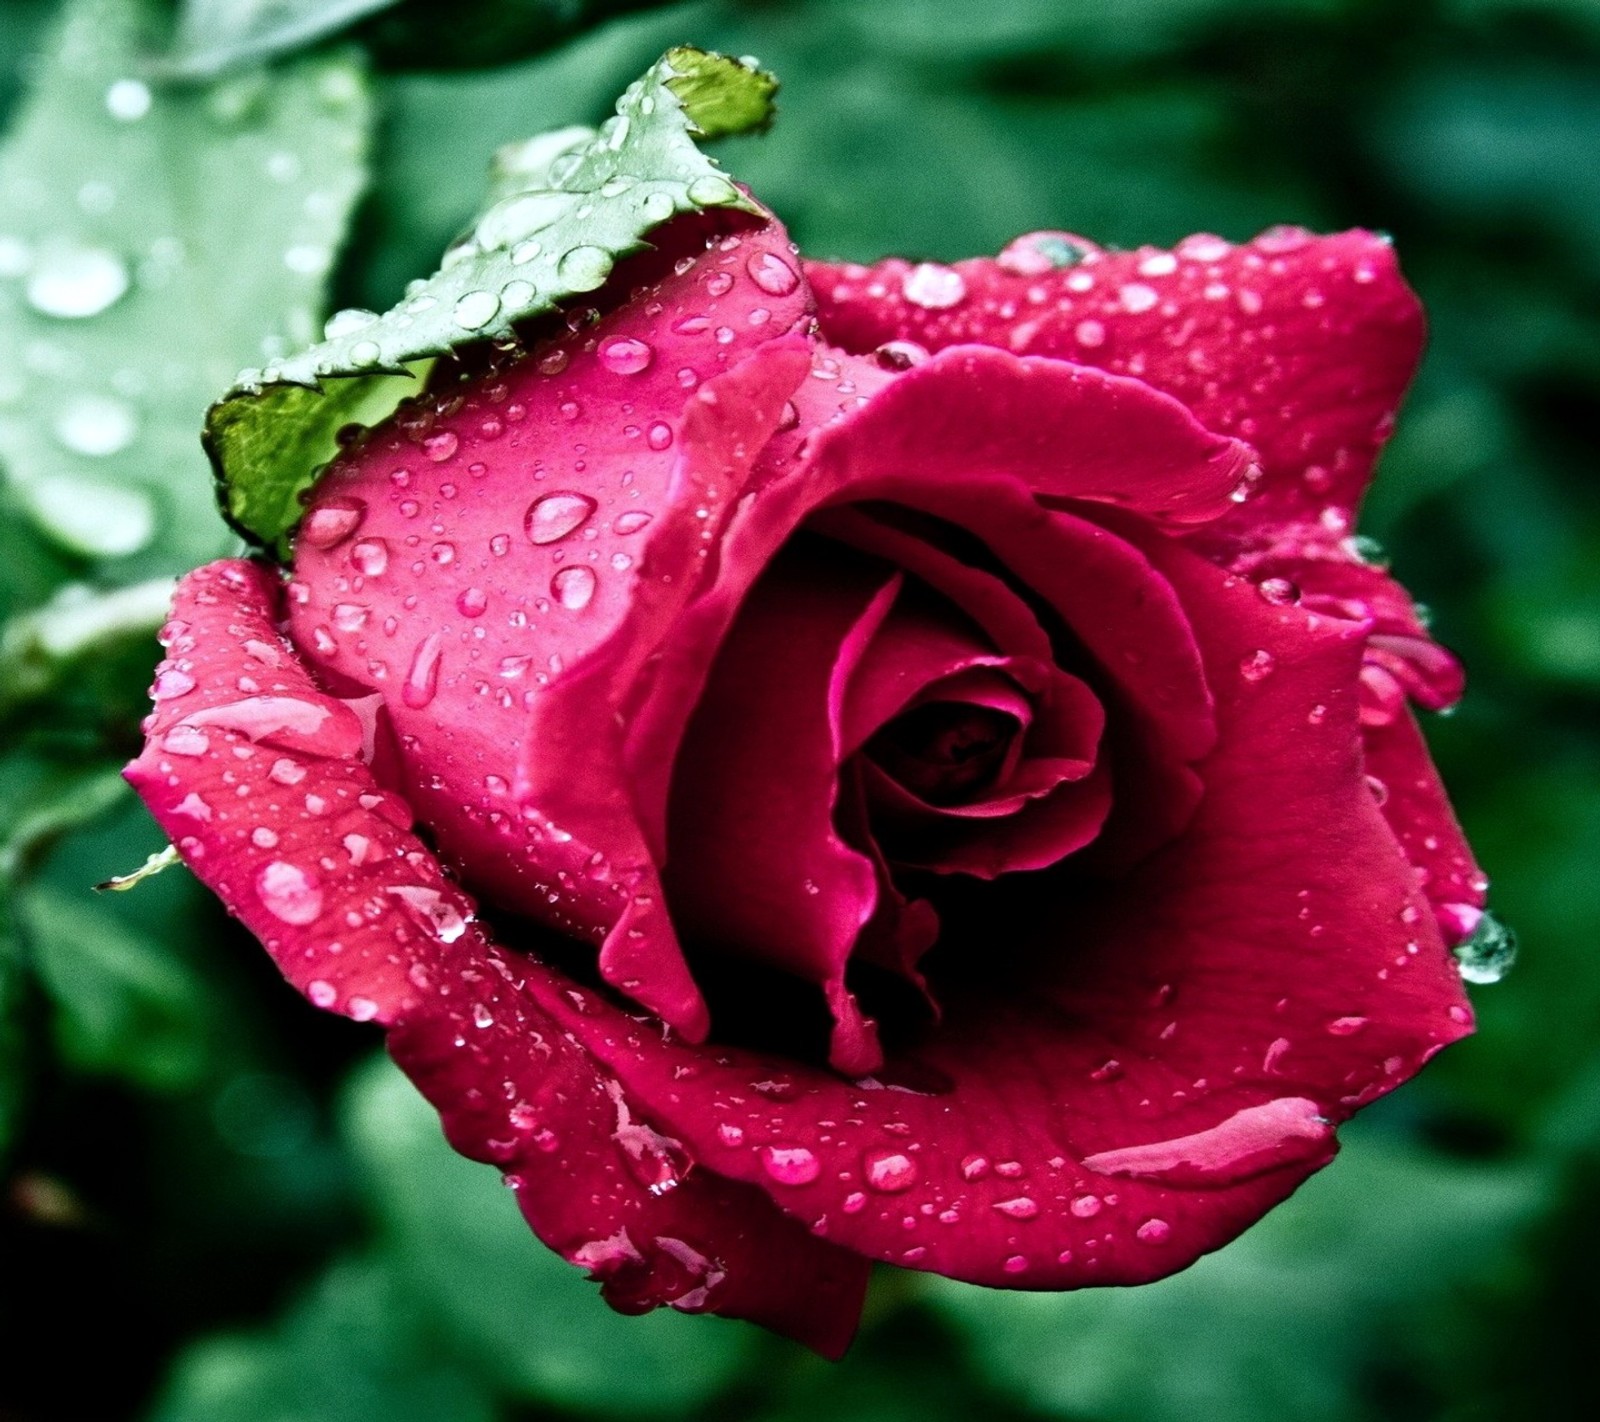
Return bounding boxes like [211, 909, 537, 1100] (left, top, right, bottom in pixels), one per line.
[128, 202, 1484, 1355]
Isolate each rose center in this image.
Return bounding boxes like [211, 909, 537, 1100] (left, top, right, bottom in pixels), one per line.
[866, 700, 1020, 805]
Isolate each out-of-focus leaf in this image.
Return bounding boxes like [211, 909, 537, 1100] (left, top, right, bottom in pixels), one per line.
[342, 1054, 754, 1413]
[0, 908, 30, 1159]
[0, 756, 129, 880]
[0, 0, 371, 573]
[208, 46, 773, 550]
[929, 1130, 1542, 1422]
[0, 576, 172, 711]
[165, 0, 401, 80]
[360, 0, 678, 73]
[147, 1256, 497, 1422]
[1374, 62, 1600, 252]
[22, 884, 216, 1090]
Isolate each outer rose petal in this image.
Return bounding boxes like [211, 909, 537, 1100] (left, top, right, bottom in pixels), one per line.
[806, 226, 1422, 538]
[289, 212, 814, 1039]
[526, 528, 1471, 1287]
[126, 560, 870, 1355]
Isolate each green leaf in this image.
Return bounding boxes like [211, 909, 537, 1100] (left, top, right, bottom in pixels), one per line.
[0, 0, 372, 573]
[164, 0, 402, 80]
[928, 1129, 1543, 1422]
[22, 883, 216, 1090]
[0, 576, 172, 711]
[0, 908, 31, 1162]
[342, 1054, 754, 1414]
[207, 45, 776, 550]
[147, 1256, 497, 1422]
[0, 755, 130, 881]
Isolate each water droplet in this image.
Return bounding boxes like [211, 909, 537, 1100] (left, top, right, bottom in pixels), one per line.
[256, 861, 323, 925]
[1239, 649, 1276, 681]
[551, 565, 597, 610]
[105, 78, 151, 121]
[308, 979, 338, 1008]
[388, 885, 469, 942]
[686, 175, 737, 206]
[746, 251, 800, 296]
[324, 307, 378, 340]
[902, 262, 966, 309]
[162, 724, 210, 757]
[475, 191, 575, 250]
[1074, 319, 1106, 348]
[1119, 282, 1160, 313]
[525, 491, 596, 544]
[53, 393, 137, 456]
[558, 246, 614, 292]
[27, 246, 129, 318]
[423, 431, 459, 462]
[457, 587, 487, 617]
[992, 1196, 1039, 1219]
[453, 290, 500, 330]
[862, 1148, 918, 1193]
[874, 340, 930, 371]
[301, 497, 366, 549]
[613, 509, 653, 535]
[599, 336, 653, 375]
[1002, 1255, 1029, 1274]
[269, 757, 306, 786]
[1327, 1015, 1369, 1035]
[153, 669, 195, 699]
[1257, 577, 1300, 606]
[351, 537, 389, 576]
[1136, 1217, 1172, 1244]
[762, 1144, 821, 1185]
[960, 1154, 990, 1180]
[1453, 908, 1517, 985]
[403, 632, 444, 708]
[1068, 1194, 1102, 1218]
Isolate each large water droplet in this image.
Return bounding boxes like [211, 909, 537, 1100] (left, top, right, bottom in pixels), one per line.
[53, 393, 138, 456]
[402, 632, 444, 708]
[761, 1144, 820, 1186]
[1453, 908, 1517, 985]
[324, 307, 378, 340]
[599, 336, 653, 375]
[350, 537, 389, 576]
[902, 262, 966, 309]
[256, 861, 323, 925]
[524, 491, 596, 544]
[613, 509, 653, 535]
[301, 497, 366, 549]
[746, 251, 800, 296]
[388, 885, 469, 942]
[551, 565, 597, 610]
[475, 191, 576, 251]
[27, 246, 129, 318]
[558, 246, 614, 292]
[862, 1147, 918, 1193]
[453, 290, 500, 330]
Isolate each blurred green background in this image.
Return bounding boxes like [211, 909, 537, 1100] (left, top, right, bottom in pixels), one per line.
[2, 0, 1598, 1418]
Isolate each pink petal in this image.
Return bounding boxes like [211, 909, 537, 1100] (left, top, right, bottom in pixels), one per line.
[288, 212, 814, 1038]
[127, 559, 870, 1354]
[524, 530, 1471, 1288]
[808, 226, 1423, 540]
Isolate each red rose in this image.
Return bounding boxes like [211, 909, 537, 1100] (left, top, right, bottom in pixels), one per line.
[127, 204, 1483, 1356]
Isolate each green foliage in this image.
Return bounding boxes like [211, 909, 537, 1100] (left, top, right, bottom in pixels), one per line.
[207, 45, 774, 550]
[0, 0, 372, 574]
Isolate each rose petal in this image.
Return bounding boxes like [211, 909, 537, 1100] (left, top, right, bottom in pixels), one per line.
[808, 226, 1423, 540]
[665, 539, 901, 1075]
[529, 529, 1470, 1288]
[290, 212, 814, 1038]
[127, 559, 870, 1354]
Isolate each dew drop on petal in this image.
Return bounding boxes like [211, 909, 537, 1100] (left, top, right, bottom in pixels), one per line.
[746, 251, 800, 296]
[599, 336, 653, 375]
[762, 1144, 821, 1186]
[551, 565, 597, 610]
[402, 631, 444, 709]
[256, 861, 323, 925]
[862, 1148, 918, 1193]
[902, 262, 966, 309]
[302, 497, 366, 549]
[613, 510, 653, 535]
[525, 491, 596, 544]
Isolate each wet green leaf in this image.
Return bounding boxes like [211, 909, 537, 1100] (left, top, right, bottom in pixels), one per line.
[0, 0, 371, 573]
[208, 45, 774, 551]
[165, 0, 401, 80]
